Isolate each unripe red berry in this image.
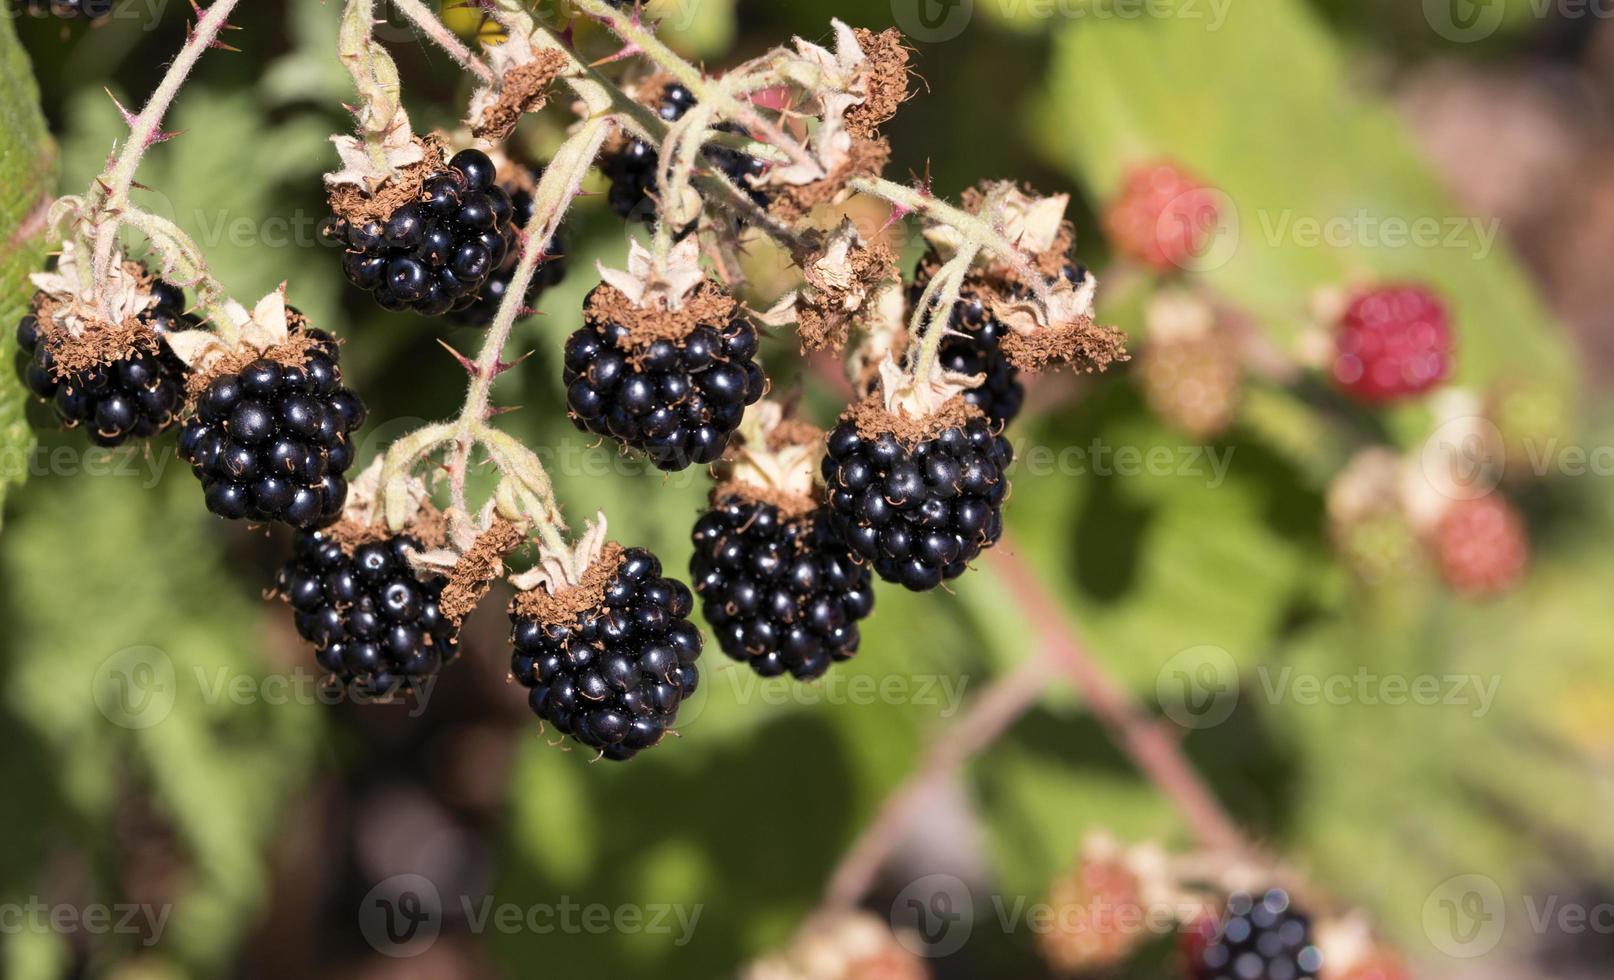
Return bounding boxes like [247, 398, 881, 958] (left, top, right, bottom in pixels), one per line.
[1103, 161, 1222, 272]
[1433, 495, 1530, 597]
[1331, 285, 1454, 404]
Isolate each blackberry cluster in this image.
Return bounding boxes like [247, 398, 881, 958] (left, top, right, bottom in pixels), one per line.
[563, 288, 766, 471]
[16, 280, 195, 447]
[179, 330, 367, 528]
[277, 531, 460, 696]
[326, 149, 518, 317]
[22, 0, 114, 18]
[822, 415, 1012, 591]
[600, 83, 768, 221]
[447, 172, 567, 327]
[1188, 889, 1322, 980]
[909, 256, 1090, 428]
[691, 496, 875, 680]
[510, 549, 702, 760]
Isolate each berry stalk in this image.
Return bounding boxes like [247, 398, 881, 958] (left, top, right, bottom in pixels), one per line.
[84, 0, 244, 320]
[387, 0, 495, 83]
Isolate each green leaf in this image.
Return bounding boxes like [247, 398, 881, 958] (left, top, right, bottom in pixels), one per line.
[0, 14, 55, 530]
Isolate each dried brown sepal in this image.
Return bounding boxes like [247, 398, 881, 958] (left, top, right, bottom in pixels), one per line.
[326, 135, 448, 226]
[29, 293, 161, 378]
[181, 319, 325, 403]
[790, 220, 899, 353]
[510, 541, 625, 626]
[845, 28, 912, 139]
[768, 136, 891, 222]
[842, 391, 982, 448]
[712, 401, 826, 519]
[440, 518, 525, 626]
[472, 49, 570, 142]
[585, 280, 736, 350]
[999, 317, 1129, 374]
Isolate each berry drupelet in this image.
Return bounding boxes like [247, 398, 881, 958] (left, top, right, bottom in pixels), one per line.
[277, 530, 460, 697]
[822, 393, 1013, 592]
[1103, 160, 1222, 272]
[17, 279, 196, 447]
[600, 81, 768, 221]
[447, 167, 567, 328]
[564, 259, 766, 471]
[1331, 284, 1454, 404]
[1184, 889, 1323, 980]
[179, 329, 367, 528]
[510, 545, 702, 760]
[326, 149, 520, 317]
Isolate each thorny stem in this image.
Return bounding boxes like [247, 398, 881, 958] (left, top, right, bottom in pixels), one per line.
[442, 116, 617, 557]
[85, 0, 244, 321]
[388, 0, 495, 83]
[569, 0, 823, 180]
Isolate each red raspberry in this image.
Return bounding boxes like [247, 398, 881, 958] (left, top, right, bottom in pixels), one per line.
[1103, 161, 1221, 271]
[1332, 286, 1454, 404]
[1434, 496, 1530, 597]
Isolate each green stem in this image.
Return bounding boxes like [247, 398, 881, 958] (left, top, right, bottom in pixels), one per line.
[388, 0, 495, 83]
[85, 0, 244, 318]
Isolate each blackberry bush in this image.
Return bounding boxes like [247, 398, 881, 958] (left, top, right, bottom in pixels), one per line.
[179, 324, 366, 528]
[447, 164, 567, 327]
[510, 541, 701, 760]
[276, 529, 460, 696]
[563, 242, 765, 470]
[1185, 889, 1323, 980]
[17, 271, 196, 447]
[325, 148, 520, 317]
[600, 80, 768, 221]
[823, 389, 1013, 592]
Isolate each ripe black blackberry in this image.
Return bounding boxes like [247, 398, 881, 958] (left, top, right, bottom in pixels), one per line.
[447, 169, 567, 328]
[16, 279, 196, 447]
[22, 0, 114, 18]
[179, 329, 367, 528]
[325, 149, 519, 317]
[277, 530, 460, 697]
[822, 400, 1012, 592]
[563, 280, 765, 471]
[692, 495, 874, 680]
[510, 546, 701, 760]
[600, 81, 768, 221]
[1186, 889, 1323, 980]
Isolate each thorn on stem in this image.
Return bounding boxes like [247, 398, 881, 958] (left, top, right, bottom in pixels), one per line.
[436, 338, 478, 376]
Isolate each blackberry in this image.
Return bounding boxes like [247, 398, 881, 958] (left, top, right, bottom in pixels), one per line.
[510, 547, 701, 760]
[563, 284, 766, 471]
[600, 82, 768, 221]
[16, 279, 195, 447]
[1186, 889, 1322, 980]
[691, 495, 874, 680]
[325, 149, 519, 317]
[276, 530, 460, 696]
[21, 0, 114, 17]
[179, 330, 367, 528]
[447, 170, 567, 328]
[821, 409, 1012, 591]
[907, 254, 1089, 428]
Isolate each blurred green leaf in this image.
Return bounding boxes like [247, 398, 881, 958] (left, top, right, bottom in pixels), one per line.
[0, 14, 54, 531]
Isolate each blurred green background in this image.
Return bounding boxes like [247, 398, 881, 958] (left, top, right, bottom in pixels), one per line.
[2, 0, 1614, 977]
